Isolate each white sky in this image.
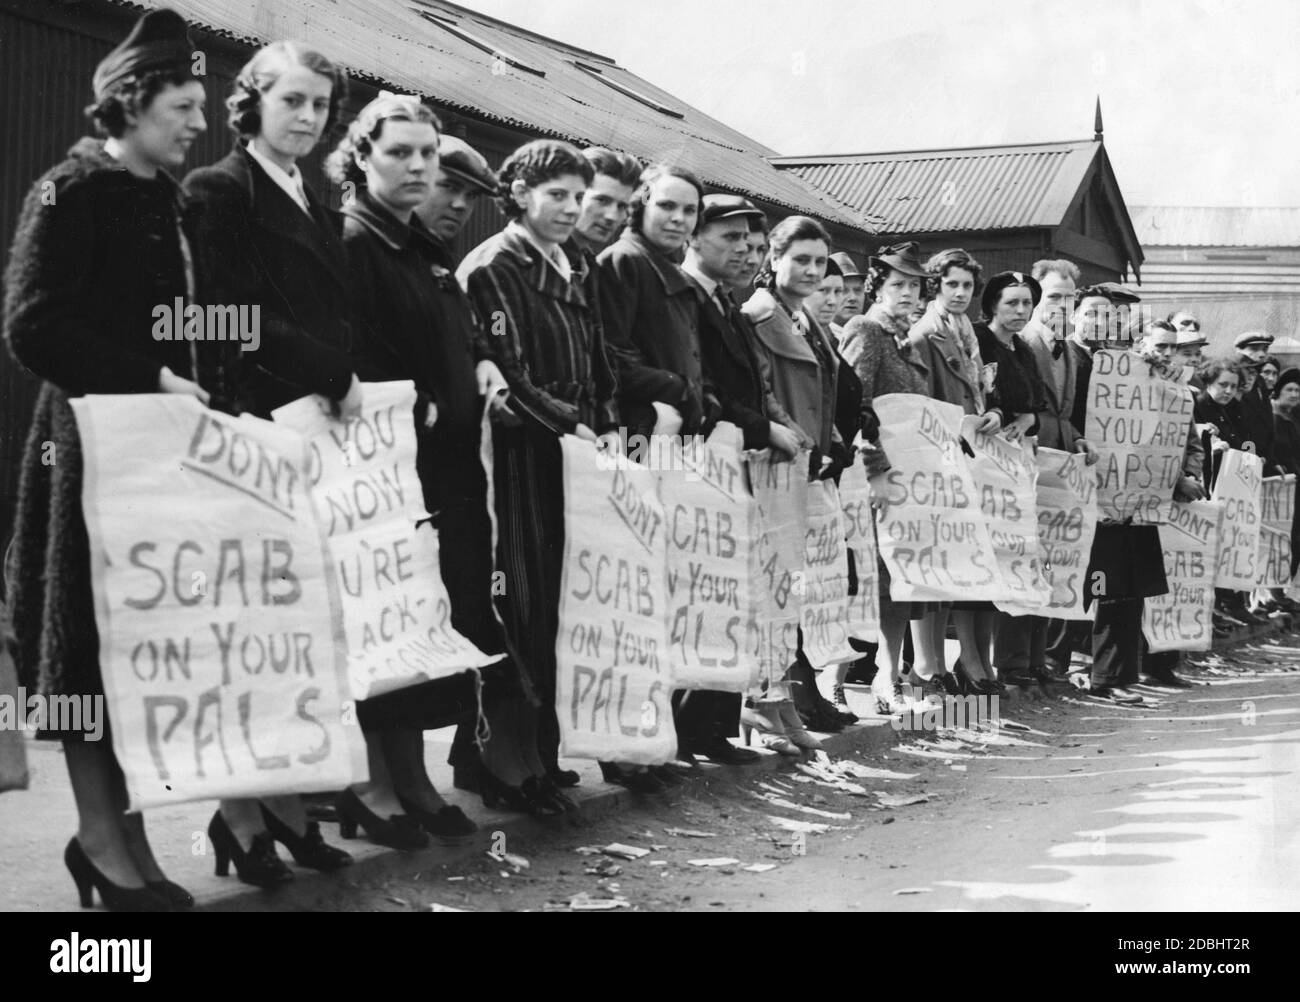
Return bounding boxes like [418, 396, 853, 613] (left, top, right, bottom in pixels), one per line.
[460, 0, 1300, 207]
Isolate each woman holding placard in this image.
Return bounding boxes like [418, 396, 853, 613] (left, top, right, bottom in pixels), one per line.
[184, 40, 360, 885]
[4, 9, 211, 910]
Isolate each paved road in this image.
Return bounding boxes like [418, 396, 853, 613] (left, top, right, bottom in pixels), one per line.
[326, 640, 1300, 912]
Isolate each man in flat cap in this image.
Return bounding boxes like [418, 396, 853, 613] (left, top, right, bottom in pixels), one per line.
[415, 134, 497, 246]
[1233, 331, 1281, 475]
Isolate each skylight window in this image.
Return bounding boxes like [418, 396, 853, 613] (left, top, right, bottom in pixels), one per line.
[572, 60, 684, 118]
[417, 11, 545, 77]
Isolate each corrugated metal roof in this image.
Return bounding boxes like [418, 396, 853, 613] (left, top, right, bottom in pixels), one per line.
[1131, 206, 1300, 248]
[770, 140, 1101, 235]
[104, 0, 866, 230]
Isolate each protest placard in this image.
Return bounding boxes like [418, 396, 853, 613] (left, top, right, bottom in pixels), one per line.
[1086, 349, 1194, 523]
[1258, 475, 1295, 589]
[1211, 448, 1263, 590]
[658, 425, 760, 692]
[1142, 501, 1224, 652]
[72, 395, 363, 810]
[998, 448, 1097, 620]
[555, 437, 675, 764]
[960, 417, 1050, 612]
[800, 479, 856, 668]
[748, 451, 810, 688]
[839, 461, 880, 642]
[274, 382, 501, 701]
[872, 394, 1003, 602]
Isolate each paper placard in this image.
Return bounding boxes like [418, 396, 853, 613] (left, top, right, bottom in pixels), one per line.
[839, 461, 880, 642]
[799, 479, 856, 668]
[1143, 501, 1224, 652]
[1211, 448, 1263, 590]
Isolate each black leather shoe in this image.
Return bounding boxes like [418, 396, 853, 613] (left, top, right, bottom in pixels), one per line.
[397, 795, 477, 842]
[691, 737, 762, 765]
[208, 812, 294, 888]
[545, 766, 581, 788]
[647, 765, 683, 787]
[599, 762, 666, 793]
[1140, 672, 1194, 689]
[146, 879, 194, 910]
[65, 839, 171, 911]
[261, 805, 353, 871]
[335, 789, 430, 849]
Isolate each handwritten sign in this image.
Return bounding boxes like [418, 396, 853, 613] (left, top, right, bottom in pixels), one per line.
[800, 480, 856, 668]
[872, 394, 1002, 602]
[1261, 475, 1295, 531]
[961, 417, 1050, 612]
[1142, 501, 1223, 652]
[658, 425, 759, 692]
[1258, 475, 1295, 588]
[555, 437, 675, 764]
[747, 451, 810, 688]
[72, 395, 362, 810]
[273, 382, 500, 700]
[1211, 448, 1263, 589]
[1086, 350, 1193, 523]
[839, 461, 880, 641]
[999, 448, 1098, 620]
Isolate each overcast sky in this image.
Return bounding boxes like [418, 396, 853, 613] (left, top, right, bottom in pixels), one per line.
[461, 0, 1300, 208]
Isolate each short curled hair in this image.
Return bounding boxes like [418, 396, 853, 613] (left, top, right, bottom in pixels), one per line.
[1031, 258, 1080, 285]
[582, 146, 643, 189]
[1196, 357, 1241, 388]
[84, 68, 197, 138]
[756, 215, 830, 287]
[924, 247, 982, 299]
[494, 139, 593, 221]
[865, 262, 925, 303]
[325, 93, 441, 188]
[629, 163, 705, 235]
[226, 42, 347, 140]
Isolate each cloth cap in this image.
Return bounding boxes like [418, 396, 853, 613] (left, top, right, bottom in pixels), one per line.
[1234, 330, 1275, 349]
[1175, 329, 1207, 348]
[93, 8, 195, 100]
[1077, 281, 1141, 305]
[438, 135, 496, 194]
[700, 194, 765, 227]
[830, 252, 864, 279]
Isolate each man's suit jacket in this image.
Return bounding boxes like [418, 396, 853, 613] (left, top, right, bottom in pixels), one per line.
[692, 279, 771, 448]
[1022, 321, 1091, 451]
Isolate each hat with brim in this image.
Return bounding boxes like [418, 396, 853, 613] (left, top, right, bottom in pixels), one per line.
[1234, 330, 1275, 350]
[92, 9, 195, 101]
[829, 252, 864, 279]
[868, 241, 928, 279]
[980, 270, 1043, 318]
[1273, 368, 1300, 398]
[438, 135, 496, 195]
[1077, 281, 1141, 305]
[1175, 329, 1207, 349]
[700, 194, 765, 227]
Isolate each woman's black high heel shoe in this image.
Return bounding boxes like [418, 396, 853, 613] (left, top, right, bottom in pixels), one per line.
[65, 838, 170, 912]
[260, 805, 353, 871]
[545, 765, 581, 788]
[207, 812, 294, 888]
[146, 879, 194, 910]
[335, 789, 429, 850]
[396, 794, 477, 843]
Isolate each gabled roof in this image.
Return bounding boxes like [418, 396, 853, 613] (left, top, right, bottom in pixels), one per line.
[105, 0, 866, 230]
[770, 139, 1104, 234]
[1131, 206, 1300, 248]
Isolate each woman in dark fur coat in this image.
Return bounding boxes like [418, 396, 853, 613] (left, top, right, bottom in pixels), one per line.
[3, 9, 212, 911]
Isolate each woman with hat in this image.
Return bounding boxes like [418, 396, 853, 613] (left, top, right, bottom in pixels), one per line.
[327, 95, 514, 847]
[841, 242, 963, 711]
[1259, 356, 1281, 395]
[184, 39, 360, 886]
[4, 7, 212, 910]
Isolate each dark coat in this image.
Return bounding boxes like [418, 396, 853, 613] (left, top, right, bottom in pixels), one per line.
[183, 143, 355, 417]
[458, 225, 619, 435]
[973, 323, 1048, 435]
[2, 138, 216, 706]
[689, 274, 771, 449]
[1236, 375, 1280, 473]
[342, 189, 487, 511]
[598, 230, 707, 436]
[748, 291, 842, 453]
[843, 304, 929, 425]
[1273, 403, 1300, 476]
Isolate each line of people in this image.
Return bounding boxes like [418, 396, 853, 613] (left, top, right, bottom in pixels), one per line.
[3, 9, 1289, 913]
